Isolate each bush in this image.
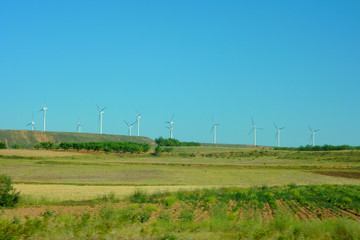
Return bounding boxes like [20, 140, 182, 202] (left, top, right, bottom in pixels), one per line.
[11, 144, 21, 149]
[0, 175, 20, 207]
[0, 142, 6, 149]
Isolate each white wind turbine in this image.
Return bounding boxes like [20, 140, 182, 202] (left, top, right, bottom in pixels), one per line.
[136, 113, 141, 136]
[308, 125, 320, 146]
[248, 118, 263, 146]
[273, 122, 285, 147]
[26, 113, 35, 131]
[125, 121, 136, 136]
[76, 118, 83, 133]
[211, 116, 220, 144]
[97, 105, 106, 134]
[39, 104, 48, 132]
[165, 113, 175, 139]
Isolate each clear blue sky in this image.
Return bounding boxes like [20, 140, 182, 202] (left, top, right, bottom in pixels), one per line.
[1, 1, 359, 147]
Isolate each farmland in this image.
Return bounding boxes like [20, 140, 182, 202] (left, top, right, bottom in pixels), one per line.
[1, 146, 360, 239]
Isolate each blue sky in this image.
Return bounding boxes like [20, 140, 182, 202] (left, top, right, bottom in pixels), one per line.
[1, 1, 359, 147]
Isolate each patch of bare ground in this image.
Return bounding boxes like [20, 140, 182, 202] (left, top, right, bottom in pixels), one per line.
[194, 207, 209, 222]
[261, 203, 274, 222]
[169, 202, 183, 220]
[311, 171, 360, 179]
[332, 204, 360, 220]
[285, 200, 315, 220]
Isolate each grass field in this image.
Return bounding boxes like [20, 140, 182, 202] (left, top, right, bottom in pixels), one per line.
[1, 146, 360, 239]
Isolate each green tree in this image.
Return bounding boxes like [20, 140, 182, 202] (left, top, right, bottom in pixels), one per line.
[0, 175, 20, 207]
[0, 142, 6, 149]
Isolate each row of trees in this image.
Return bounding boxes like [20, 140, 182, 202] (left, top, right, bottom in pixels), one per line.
[155, 137, 200, 147]
[35, 141, 151, 153]
[274, 145, 360, 151]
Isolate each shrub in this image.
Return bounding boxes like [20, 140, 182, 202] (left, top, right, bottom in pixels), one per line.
[0, 175, 20, 207]
[11, 144, 21, 149]
[0, 142, 6, 149]
[154, 146, 163, 156]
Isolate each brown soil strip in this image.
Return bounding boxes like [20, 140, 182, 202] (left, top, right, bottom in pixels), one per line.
[261, 203, 273, 222]
[311, 171, 360, 179]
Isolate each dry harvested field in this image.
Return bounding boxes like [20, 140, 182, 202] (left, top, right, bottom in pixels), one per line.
[0, 149, 88, 157]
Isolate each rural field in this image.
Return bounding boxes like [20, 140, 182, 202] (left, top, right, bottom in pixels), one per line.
[1, 146, 360, 239]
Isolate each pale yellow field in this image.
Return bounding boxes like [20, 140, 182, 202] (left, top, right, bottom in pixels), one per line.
[15, 184, 203, 201]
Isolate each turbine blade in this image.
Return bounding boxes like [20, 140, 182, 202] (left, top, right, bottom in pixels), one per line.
[314, 129, 320, 132]
[258, 127, 264, 130]
[248, 128, 254, 135]
[279, 127, 285, 130]
[171, 113, 175, 121]
[124, 121, 129, 126]
[97, 105, 100, 111]
[251, 118, 254, 126]
[273, 122, 277, 129]
[101, 107, 106, 112]
[308, 125, 312, 132]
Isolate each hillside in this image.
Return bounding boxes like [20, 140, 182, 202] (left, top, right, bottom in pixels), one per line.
[0, 130, 155, 148]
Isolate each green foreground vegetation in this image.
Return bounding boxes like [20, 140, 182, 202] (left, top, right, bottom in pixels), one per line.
[1, 185, 360, 239]
[0, 145, 360, 239]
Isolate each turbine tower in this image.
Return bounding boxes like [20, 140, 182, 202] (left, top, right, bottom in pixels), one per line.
[76, 119, 83, 133]
[26, 113, 35, 131]
[308, 125, 320, 146]
[136, 113, 141, 136]
[165, 113, 175, 139]
[39, 105, 47, 132]
[125, 121, 136, 136]
[273, 122, 285, 147]
[211, 116, 220, 144]
[97, 105, 106, 134]
[248, 118, 263, 146]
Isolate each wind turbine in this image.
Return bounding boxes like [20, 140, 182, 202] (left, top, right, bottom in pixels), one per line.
[125, 121, 136, 136]
[76, 118, 83, 133]
[211, 116, 220, 144]
[248, 118, 263, 146]
[97, 105, 106, 134]
[39, 104, 47, 132]
[165, 113, 175, 139]
[26, 113, 35, 131]
[273, 122, 285, 147]
[136, 113, 141, 136]
[308, 125, 320, 146]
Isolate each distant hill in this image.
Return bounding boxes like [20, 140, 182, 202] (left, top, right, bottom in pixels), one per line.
[0, 130, 155, 148]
